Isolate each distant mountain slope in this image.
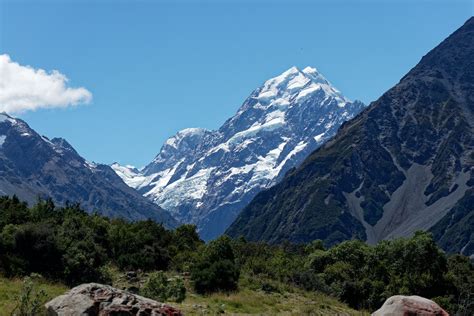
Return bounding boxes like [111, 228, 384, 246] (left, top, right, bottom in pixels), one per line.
[227, 18, 474, 255]
[0, 113, 178, 228]
[113, 66, 365, 240]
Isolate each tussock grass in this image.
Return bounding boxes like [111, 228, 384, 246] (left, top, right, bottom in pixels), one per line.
[0, 272, 366, 315]
[173, 288, 367, 315]
[170, 275, 367, 315]
[0, 276, 67, 316]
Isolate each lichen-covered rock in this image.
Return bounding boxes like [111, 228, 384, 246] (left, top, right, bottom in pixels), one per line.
[45, 283, 182, 316]
[372, 295, 449, 316]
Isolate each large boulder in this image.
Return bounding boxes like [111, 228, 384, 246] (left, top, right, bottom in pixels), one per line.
[45, 283, 182, 316]
[372, 295, 449, 316]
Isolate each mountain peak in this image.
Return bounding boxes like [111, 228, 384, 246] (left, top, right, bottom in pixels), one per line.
[256, 66, 348, 107]
[0, 115, 178, 227]
[302, 66, 318, 74]
[163, 127, 211, 150]
[176, 127, 210, 138]
[226, 18, 474, 255]
[0, 112, 16, 124]
[114, 63, 365, 240]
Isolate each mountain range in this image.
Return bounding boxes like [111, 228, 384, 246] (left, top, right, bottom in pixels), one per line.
[112, 66, 365, 240]
[226, 17, 474, 256]
[1, 18, 471, 256]
[0, 113, 177, 228]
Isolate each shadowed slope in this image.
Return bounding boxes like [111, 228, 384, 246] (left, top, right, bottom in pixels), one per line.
[227, 18, 474, 254]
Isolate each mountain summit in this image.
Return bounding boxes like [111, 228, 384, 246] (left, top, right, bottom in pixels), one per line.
[227, 18, 474, 256]
[0, 113, 178, 227]
[113, 66, 365, 240]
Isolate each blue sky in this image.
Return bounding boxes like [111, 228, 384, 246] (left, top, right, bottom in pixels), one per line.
[0, 0, 472, 167]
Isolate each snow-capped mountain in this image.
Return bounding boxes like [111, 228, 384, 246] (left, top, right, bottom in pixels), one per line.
[0, 113, 178, 227]
[113, 66, 365, 240]
[227, 18, 474, 256]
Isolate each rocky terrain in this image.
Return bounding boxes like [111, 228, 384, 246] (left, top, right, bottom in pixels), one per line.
[372, 295, 449, 316]
[227, 18, 474, 256]
[45, 283, 182, 316]
[113, 67, 365, 240]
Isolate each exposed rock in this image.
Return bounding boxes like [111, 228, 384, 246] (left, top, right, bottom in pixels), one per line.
[372, 295, 449, 316]
[45, 283, 182, 316]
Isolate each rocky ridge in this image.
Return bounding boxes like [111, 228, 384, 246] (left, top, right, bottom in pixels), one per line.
[0, 113, 177, 227]
[226, 18, 474, 255]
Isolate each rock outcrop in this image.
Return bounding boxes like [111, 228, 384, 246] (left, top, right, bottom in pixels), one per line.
[372, 295, 449, 316]
[45, 283, 182, 316]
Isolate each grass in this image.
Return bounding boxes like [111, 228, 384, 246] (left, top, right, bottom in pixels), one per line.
[0, 275, 67, 316]
[167, 274, 367, 315]
[0, 271, 367, 315]
[108, 268, 367, 315]
[173, 288, 367, 315]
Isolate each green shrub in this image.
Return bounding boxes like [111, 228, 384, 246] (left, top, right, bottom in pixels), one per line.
[108, 220, 171, 271]
[191, 235, 240, 294]
[167, 277, 186, 303]
[141, 271, 186, 303]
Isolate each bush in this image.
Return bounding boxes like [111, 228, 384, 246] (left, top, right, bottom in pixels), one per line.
[0, 223, 62, 278]
[170, 225, 203, 271]
[303, 231, 469, 312]
[167, 277, 186, 303]
[108, 220, 172, 271]
[57, 214, 108, 285]
[141, 271, 186, 303]
[191, 235, 240, 294]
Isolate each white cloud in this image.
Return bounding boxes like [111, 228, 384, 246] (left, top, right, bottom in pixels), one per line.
[0, 54, 92, 113]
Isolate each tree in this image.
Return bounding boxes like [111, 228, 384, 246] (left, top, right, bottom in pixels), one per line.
[169, 224, 203, 271]
[108, 219, 171, 271]
[56, 212, 108, 285]
[0, 195, 29, 229]
[191, 235, 240, 294]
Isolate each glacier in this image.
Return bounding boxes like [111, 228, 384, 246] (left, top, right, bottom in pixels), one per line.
[112, 66, 365, 240]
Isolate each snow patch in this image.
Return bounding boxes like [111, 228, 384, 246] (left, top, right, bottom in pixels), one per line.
[274, 141, 307, 175]
[314, 133, 325, 142]
[163, 128, 208, 150]
[227, 117, 285, 146]
[0, 113, 16, 125]
[296, 84, 321, 102]
[85, 161, 97, 170]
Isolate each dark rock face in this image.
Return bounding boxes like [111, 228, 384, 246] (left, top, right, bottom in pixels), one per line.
[45, 283, 182, 316]
[372, 295, 449, 316]
[113, 67, 365, 240]
[0, 114, 177, 227]
[227, 18, 474, 254]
